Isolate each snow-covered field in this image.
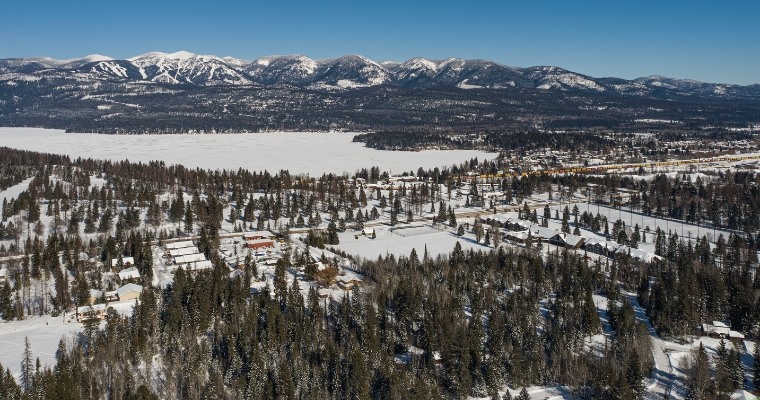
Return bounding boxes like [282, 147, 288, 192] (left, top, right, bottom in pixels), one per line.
[0, 128, 497, 175]
[0, 316, 85, 377]
[0, 299, 135, 381]
[334, 225, 488, 259]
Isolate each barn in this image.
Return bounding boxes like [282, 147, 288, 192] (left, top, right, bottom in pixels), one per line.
[245, 238, 275, 249]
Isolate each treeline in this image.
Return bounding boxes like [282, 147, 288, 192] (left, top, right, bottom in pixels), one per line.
[353, 129, 620, 152]
[5, 75, 760, 134]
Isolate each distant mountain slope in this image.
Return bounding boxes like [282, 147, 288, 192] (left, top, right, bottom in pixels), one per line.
[1, 51, 758, 100]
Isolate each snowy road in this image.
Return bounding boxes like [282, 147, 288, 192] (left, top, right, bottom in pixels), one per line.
[625, 292, 673, 399]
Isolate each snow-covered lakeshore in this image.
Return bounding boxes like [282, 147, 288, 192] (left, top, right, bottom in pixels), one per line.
[0, 128, 497, 175]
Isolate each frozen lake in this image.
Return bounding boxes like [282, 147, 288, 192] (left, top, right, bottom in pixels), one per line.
[0, 128, 497, 176]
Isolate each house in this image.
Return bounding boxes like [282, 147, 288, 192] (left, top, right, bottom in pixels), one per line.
[701, 321, 731, 338]
[117, 266, 141, 281]
[349, 278, 363, 286]
[613, 246, 660, 263]
[504, 230, 531, 244]
[362, 228, 375, 237]
[337, 277, 354, 291]
[245, 238, 275, 249]
[111, 256, 135, 267]
[548, 232, 585, 250]
[88, 289, 104, 305]
[582, 238, 618, 257]
[388, 176, 418, 183]
[164, 241, 194, 251]
[529, 225, 562, 242]
[504, 220, 530, 232]
[116, 283, 143, 302]
[76, 304, 107, 323]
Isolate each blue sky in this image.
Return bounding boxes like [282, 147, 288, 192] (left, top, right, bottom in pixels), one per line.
[1, 0, 758, 84]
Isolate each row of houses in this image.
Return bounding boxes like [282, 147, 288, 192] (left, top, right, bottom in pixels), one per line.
[163, 240, 214, 274]
[483, 215, 659, 263]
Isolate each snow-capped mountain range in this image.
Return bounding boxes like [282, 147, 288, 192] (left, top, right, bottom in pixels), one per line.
[1, 51, 758, 99]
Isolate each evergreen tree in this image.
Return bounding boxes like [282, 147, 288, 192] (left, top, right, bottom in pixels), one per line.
[626, 351, 644, 398]
[0, 282, 13, 320]
[20, 337, 32, 392]
[184, 201, 194, 233]
[327, 221, 339, 244]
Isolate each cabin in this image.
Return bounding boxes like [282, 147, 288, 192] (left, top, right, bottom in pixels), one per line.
[116, 283, 143, 302]
[117, 266, 141, 281]
[77, 304, 107, 323]
[245, 238, 275, 249]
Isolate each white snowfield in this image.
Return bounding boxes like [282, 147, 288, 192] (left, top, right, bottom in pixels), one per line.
[0, 299, 135, 382]
[0, 128, 497, 176]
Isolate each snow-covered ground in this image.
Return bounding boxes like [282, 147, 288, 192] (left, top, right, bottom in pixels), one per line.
[0, 177, 35, 202]
[0, 128, 497, 176]
[0, 303, 135, 381]
[334, 224, 488, 259]
[0, 315, 85, 379]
